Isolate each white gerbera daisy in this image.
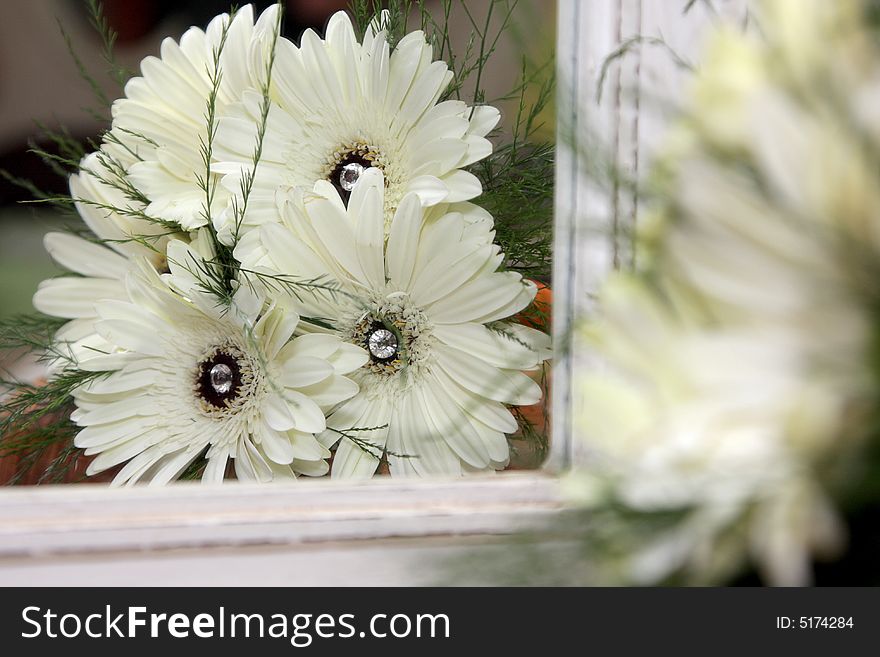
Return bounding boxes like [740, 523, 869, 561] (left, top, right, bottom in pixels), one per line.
[110, 4, 279, 230]
[235, 169, 549, 477]
[33, 151, 179, 370]
[213, 10, 500, 241]
[575, 275, 860, 585]
[70, 241, 367, 485]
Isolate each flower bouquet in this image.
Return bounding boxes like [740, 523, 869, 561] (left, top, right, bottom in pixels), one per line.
[0, 1, 553, 485]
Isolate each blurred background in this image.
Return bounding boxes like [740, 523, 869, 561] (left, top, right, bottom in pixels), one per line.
[0, 0, 554, 374]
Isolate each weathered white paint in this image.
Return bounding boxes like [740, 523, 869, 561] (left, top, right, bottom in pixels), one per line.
[0, 474, 564, 585]
[0, 537, 549, 587]
[549, 0, 749, 470]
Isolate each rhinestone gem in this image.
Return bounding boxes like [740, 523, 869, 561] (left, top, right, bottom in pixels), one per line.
[367, 328, 398, 360]
[339, 162, 365, 191]
[209, 363, 234, 395]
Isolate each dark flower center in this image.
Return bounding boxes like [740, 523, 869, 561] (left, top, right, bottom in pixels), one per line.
[365, 321, 399, 363]
[196, 350, 243, 408]
[329, 153, 375, 204]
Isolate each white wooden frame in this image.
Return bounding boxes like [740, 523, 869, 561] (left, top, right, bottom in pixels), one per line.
[0, 474, 562, 585]
[0, 1, 744, 586]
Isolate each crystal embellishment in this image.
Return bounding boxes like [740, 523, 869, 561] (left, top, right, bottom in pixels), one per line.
[339, 162, 365, 191]
[209, 363, 234, 395]
[367, 327, 398, 361]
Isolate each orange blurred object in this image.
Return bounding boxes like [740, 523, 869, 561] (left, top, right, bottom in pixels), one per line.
[0, 383, 115, 485]
[0, 439, 95, 485]
[507, 280, 552, 470]
[517, 280, 552, 431]
[516, 280, 552, 331]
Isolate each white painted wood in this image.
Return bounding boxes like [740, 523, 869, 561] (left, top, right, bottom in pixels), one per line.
[551, 0, 621, 471]
[0, 473, 562, 554]
[0, 473, 565, 585]
[0, 537, 539, 587]
[549, 0, 749, 470]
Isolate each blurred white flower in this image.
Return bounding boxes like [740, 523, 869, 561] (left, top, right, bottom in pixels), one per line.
[576, 276, 860, 584]
[573, 0, 879, 585]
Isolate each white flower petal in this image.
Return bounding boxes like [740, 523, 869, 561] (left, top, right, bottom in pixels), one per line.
[44, 232, 129, 279]
[263, 392, 297, 432]
[285, 389, 328, 434]
[308, 197, 366, 282]
[468, 105, 501, 137]
[81, 368, 158, 395]
[256, 420, 295, 465]
[320, 393, 371, 448]
[296, 374, 360, 410]
[72, 393, 156, 426]
[411, 137, 468, 171]
[86, 432, 163, 474]
[407, 175, 450, 205]
[326, 343, 370, 375]
[351, 170, 387, 289]
[385, 193, 423, 289]
[458, 134, 493, 167]
[470, 417, 511, 467]
[292, 458, 329, 477]
[74, 416, 156, 449]
[234, 437, 274, 483]
[94, 319, 166, 357]
[397, 60, 451, 128]
[332, 436, 381, 479]
[33, 278, 127, 319]
[425, 273, 528, 324]
[395, 392, 461, 477]
[280, 333, 346, 361]
[435, 343, 542, 406]
[203, 447, 231, 484]
[418, 383, 491, 469]
[408, 243, 494, 307]
[112, 446, 167, 486]
[148, 445, 206, 486]
[280, 356, 335, 389]
[255, 300, 299, 360]
[384, 32, 427, 116]
[330, 399, 390, 479]
[433, 323, 545, 370]
[441, 170, 482, 202]
[470, 280, 538, 324]
[290, 430, 331, 461]
[430, 367, 519, 433]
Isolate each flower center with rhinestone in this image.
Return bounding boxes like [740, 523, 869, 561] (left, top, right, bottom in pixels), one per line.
[329, 152, 374, 203]
[339, 162, 365, 191]
[343, 290, 435, 397]
[196, 350, 243, 409]
[210, 363, 234, 394]
[350, 316, 408, 376]
[367, 325, 399, 362]
[325, 138, 394, 204]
